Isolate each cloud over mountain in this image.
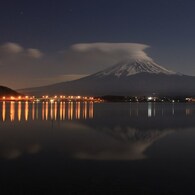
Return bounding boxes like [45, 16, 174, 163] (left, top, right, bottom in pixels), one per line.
[72, 42, 151, 61]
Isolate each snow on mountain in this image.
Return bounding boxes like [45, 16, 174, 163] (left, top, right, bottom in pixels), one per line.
[93, 57, 178, 78]
[19, 55, 195, 97]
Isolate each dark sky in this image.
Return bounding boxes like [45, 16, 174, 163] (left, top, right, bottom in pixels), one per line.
[0, 0, 195, 89]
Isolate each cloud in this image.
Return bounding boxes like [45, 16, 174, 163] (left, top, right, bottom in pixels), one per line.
[0, 42, 43, 59]
[0, 42, 23, 54]
[71, 42, 151, 60]
[27, 48, 43, 58]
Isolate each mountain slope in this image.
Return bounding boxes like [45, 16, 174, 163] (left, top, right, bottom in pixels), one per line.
[0, 86, 20, 96]
[19, 58, 195, 97]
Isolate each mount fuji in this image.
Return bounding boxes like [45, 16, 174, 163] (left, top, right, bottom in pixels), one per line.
[19, 56, 195, 97]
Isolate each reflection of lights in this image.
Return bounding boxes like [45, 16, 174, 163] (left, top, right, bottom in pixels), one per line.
[76, 102, 81, 119]
[54, 102, 57, 120]
[42, 102, 45, 120]
[186, 108, 191, 116]
[25, 101, 29, 121]
[2, 101, 6, 121]
[36, 102, 39, 119]
[50, 102, 54, 120]
[68, 102, 73, 120]
[45, 102, 48, 120]
[148, 102, 152, 117]
[1, 101, 95, 122]
[172, 104, 175, 115]
[153, 103, 156, 117]
[63, 102, 66, 120]
[68, 102, 71, 119]
[83, 102, 87, 119]
[60, 102, 63, 120]
[18, 101, 22, 121]
[10, 101, 15, 121]
[32, 102, 35, 120]
[89, 102, 94, 119]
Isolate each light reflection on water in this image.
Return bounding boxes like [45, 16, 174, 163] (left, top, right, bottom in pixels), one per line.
[2, 101, 195, 122]
[1, 101, 94, 122]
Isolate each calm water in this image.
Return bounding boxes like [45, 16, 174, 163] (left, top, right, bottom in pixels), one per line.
[1, 101, 195, 194]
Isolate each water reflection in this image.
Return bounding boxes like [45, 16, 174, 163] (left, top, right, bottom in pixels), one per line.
[128, 102, 195, 117]
[1, 102, 195, 162]
[148, 102, 152, 117]
[73, 126, 173, 160]
[0, 101, 95, 122]
[2, 101, 6, 121]
[18, 101, 21, 121]
[10, 101, 15, 121]
[89, 102, 94, 118]
[32, 102, 35, 120]
[25, 101, 29, 121]
[75, 102, 81, 119]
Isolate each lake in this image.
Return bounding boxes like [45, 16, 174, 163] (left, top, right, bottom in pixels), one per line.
[1, 101, 195, 194]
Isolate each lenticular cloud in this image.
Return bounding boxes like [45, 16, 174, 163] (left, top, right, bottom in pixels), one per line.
[71, 42, 152, 61]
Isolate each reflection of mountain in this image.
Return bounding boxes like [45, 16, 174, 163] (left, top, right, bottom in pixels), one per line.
[73, 125, 173, 160]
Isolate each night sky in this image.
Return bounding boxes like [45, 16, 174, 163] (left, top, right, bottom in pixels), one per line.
[1, 0, 195, 89]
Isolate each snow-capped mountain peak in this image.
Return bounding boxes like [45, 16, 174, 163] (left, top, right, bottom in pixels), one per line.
[94, 58, 178, 78]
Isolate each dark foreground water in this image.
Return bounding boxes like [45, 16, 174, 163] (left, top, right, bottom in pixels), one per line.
[1, 101, 195, 194]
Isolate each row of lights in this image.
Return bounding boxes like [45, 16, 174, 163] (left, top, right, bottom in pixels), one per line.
[1, 95, 99, 102]
[42, 95, 94, 100]
[2, 96, 35, 100]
